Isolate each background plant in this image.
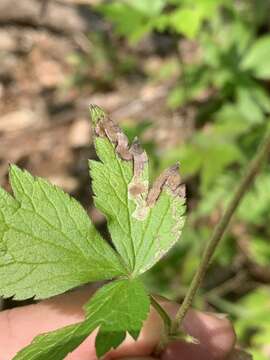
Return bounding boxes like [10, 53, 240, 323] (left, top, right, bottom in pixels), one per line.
[88, 1, 270, 358]
[1, 0, 270, 358]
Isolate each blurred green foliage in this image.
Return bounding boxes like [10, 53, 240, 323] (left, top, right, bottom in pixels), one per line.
[72, 0, 270, 357]
[65, 32, 140, 91]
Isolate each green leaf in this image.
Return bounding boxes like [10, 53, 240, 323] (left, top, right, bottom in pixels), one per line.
[236, 87, 264, 124]
[13, 321, 93, 360]
[14, 279, 150, 359]
[200, 140, 243, 192]
[3, 105, 186, 359]
[98, 3, 151, 43]
[89, 105, 186, 277]
[241, 35, 270, 78]
[169, 0, 221, 39]
[174, 130, 243, 193]
[159, 144, 202, 177]
[235, 288, 270, 338]
[126, 0, 165, 16]
[238, 174, 270, 225]
[0, 165, 126, 300]
[214, 105, 253, 136]
[251, 85, 270, 113]
[169, 7, 203, 39]
[85, 279, 150, 357]
[249, 236, 270, 266]
[251, 349, 269, 360]
[167, 87, 187, 109]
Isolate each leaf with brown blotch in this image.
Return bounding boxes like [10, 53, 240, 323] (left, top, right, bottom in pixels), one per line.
[89, 105, 186, 276]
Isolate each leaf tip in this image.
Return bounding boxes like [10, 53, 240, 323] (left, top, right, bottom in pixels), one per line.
[89, 104, 106, 126]
[165, 163, 186, 199]
[147, 163, 186, 207]
[9, 163, 20, 178]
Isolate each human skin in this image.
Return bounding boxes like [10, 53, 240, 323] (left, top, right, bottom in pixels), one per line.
[0, 287, 236, 360]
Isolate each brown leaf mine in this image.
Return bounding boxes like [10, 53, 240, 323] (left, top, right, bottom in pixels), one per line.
[92, 105, 132, 161]
[90, 105, 185, 220]
[147, 164, 185, 207]
[128, 138, 149, 220]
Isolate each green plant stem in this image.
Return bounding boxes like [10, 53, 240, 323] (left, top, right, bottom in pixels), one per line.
[170, 127, 270, 335]
[150, 295, 172, 335]
[150, 295, 172, 356]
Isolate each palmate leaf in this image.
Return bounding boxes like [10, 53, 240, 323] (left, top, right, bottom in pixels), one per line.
[13, 279, 150, 359]
[4, 105, 186, 359]
[241, 35, 270, 79]
[0, 165, 126, 300]
[89, 105, 186, 276]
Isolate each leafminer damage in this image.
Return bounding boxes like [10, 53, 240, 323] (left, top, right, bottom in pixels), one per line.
[90, 105, 186, 218]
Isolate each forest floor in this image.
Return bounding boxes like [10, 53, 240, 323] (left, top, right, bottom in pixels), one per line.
[0, 0, 194, 209]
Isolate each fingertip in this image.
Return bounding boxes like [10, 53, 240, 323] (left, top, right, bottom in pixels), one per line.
[114, 357, 156, 360]
[104, 302, 235, 360]
[161, 341, 211, 360]
[183, 309, 236, 358]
